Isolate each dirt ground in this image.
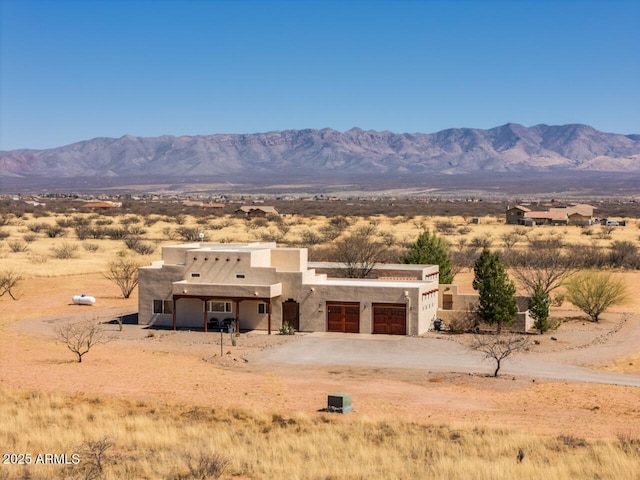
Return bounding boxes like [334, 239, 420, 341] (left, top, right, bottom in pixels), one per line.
[2, 272, 640, 442]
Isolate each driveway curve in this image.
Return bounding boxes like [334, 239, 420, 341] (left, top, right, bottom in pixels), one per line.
[248, 333, 640, 387]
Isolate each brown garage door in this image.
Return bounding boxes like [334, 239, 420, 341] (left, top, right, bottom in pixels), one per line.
[327, 302, 360, 333]
[373, 303, 407, 335]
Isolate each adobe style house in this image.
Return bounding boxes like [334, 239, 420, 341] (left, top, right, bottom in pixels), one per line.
[138, 242, 439, 335]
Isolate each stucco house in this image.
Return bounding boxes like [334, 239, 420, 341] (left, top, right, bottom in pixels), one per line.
[138, 242, 439, 335]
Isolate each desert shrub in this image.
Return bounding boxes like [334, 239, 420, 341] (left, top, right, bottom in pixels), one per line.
[0, 229, 10, 240]
[469, 234, 492, 249]
[75, 226, 91, 240]
[174, 214, 187, 225]
[175, 451, 229, 480]
[95, 218, 114, 226]
[132, 242, 155, 255]
[259, 229, 284, 243]
[8, 240, 29, 252]
[51, 242, 79, 259]
[196, 217, 210, 225]
[608, 240, 639, 269]
[435, 220, 456, 234]
[300, 229, 322, 245]
[123, 235, 141, 250]
[46, 225, 66, 238]
[72, 215, 91, 227]
[27, 221, 48, 233]
[176, 227, 204, 242]
[56, 217, 74, 228]
[120, 215, 141, 225]
[128, 225, 147, 235]
[83, 243, 100, 252]
[28, 253, 49, 264]
[144, 215, 162, 226]
[278, 321, 296, 335]
[105, 227, 128, 240]
[457, 226, 471, 235]
[23, 233, 37, 243]
[248, 217, 269, 229]
[319, 224, 343, 241]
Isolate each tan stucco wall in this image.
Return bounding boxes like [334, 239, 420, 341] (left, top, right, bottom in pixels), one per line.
[139, 243, 439, 335]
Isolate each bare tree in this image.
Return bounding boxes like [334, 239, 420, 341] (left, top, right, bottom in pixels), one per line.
[470, 332, 527, 377]
[509, 239, 576, 296]
[331, 225, 391, 278]
[79, 437, 114, 480]
[0, 269, 22, 300]
[565, 270, 628, 322]
[54, 320, 111, 363]
[104, 257, 140, 298]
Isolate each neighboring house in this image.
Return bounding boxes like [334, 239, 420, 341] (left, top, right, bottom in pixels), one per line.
[138, 242, 440, 336]
[235, 206, 279, 217]
[508, 203, 595, 226]
[523, 210, 568, 225]
[506, 206, 531, 225]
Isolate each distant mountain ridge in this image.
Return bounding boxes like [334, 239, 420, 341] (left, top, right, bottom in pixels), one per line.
[2, 123, 639, 179]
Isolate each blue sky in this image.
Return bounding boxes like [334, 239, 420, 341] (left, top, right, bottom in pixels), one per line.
[1, 0, 638, 150]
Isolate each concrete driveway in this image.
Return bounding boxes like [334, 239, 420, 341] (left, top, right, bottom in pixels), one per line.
[248, 333, 640, 387]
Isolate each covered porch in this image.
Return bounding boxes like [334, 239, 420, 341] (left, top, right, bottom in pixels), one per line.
[171, 281, 282, 334]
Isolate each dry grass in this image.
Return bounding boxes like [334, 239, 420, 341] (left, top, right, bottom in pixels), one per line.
[1, 210, 640, 478]
[0, 388, 638, 480]
[1, 211, 639, 278]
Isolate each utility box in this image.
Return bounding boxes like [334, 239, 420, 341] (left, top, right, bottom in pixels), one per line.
[328, 393, 352, 413]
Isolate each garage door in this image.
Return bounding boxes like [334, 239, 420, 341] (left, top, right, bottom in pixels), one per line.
[373, 303, 406, 335]
[327, 302, 360, 333]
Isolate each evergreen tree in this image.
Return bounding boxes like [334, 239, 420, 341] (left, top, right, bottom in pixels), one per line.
[529, 285, 551, 333]
[472, 249, 518, 333]
[403, 229, 454, 284]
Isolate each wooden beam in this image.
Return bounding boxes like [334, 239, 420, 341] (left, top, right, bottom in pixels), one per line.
[172, 297, 176, 331]
[268, 298, 272, 335]
[203, 300, 208, 333]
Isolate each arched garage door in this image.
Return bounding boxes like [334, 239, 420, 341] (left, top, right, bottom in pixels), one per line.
[327, 302, 360, 333]
[373, 303, 406, 335]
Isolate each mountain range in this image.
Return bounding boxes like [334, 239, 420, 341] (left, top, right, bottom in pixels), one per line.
[2, 124, 639, 182]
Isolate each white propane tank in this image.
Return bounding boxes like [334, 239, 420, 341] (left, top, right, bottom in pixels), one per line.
[72, 294, 96, 305]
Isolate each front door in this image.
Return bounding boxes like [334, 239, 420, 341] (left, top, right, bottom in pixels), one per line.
[282, 300, 300, 331]
[327, 302, 360, 333]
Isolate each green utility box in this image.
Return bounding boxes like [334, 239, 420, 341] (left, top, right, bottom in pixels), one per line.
[328, 393, 353, 413]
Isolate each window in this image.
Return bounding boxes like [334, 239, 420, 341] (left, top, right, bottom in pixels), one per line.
[207, 301, 232, 313]
[235, 273, 246, 279]
[153, 299, 173, 314]
[190, 272, 201, 278]
[258, 302, 269, 315]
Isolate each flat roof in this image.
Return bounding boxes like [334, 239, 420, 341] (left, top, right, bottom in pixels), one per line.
[309, 278, 432, 288]
[308, 262, 435, 271]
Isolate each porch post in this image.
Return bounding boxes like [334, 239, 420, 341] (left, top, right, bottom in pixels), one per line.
[268, 298, 272, 335]
[203, 299, 208, 333]
[234, 299, 240, 333]
[172, 297, 176, 331]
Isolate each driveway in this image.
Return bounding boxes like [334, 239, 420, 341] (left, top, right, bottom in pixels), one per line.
[248, 333, 640, 387]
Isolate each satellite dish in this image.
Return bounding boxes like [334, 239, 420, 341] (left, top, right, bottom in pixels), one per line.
[198, 232, 205, 240]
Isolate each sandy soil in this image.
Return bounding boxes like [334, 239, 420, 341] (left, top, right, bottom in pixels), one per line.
[2, 273, 640, 441]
